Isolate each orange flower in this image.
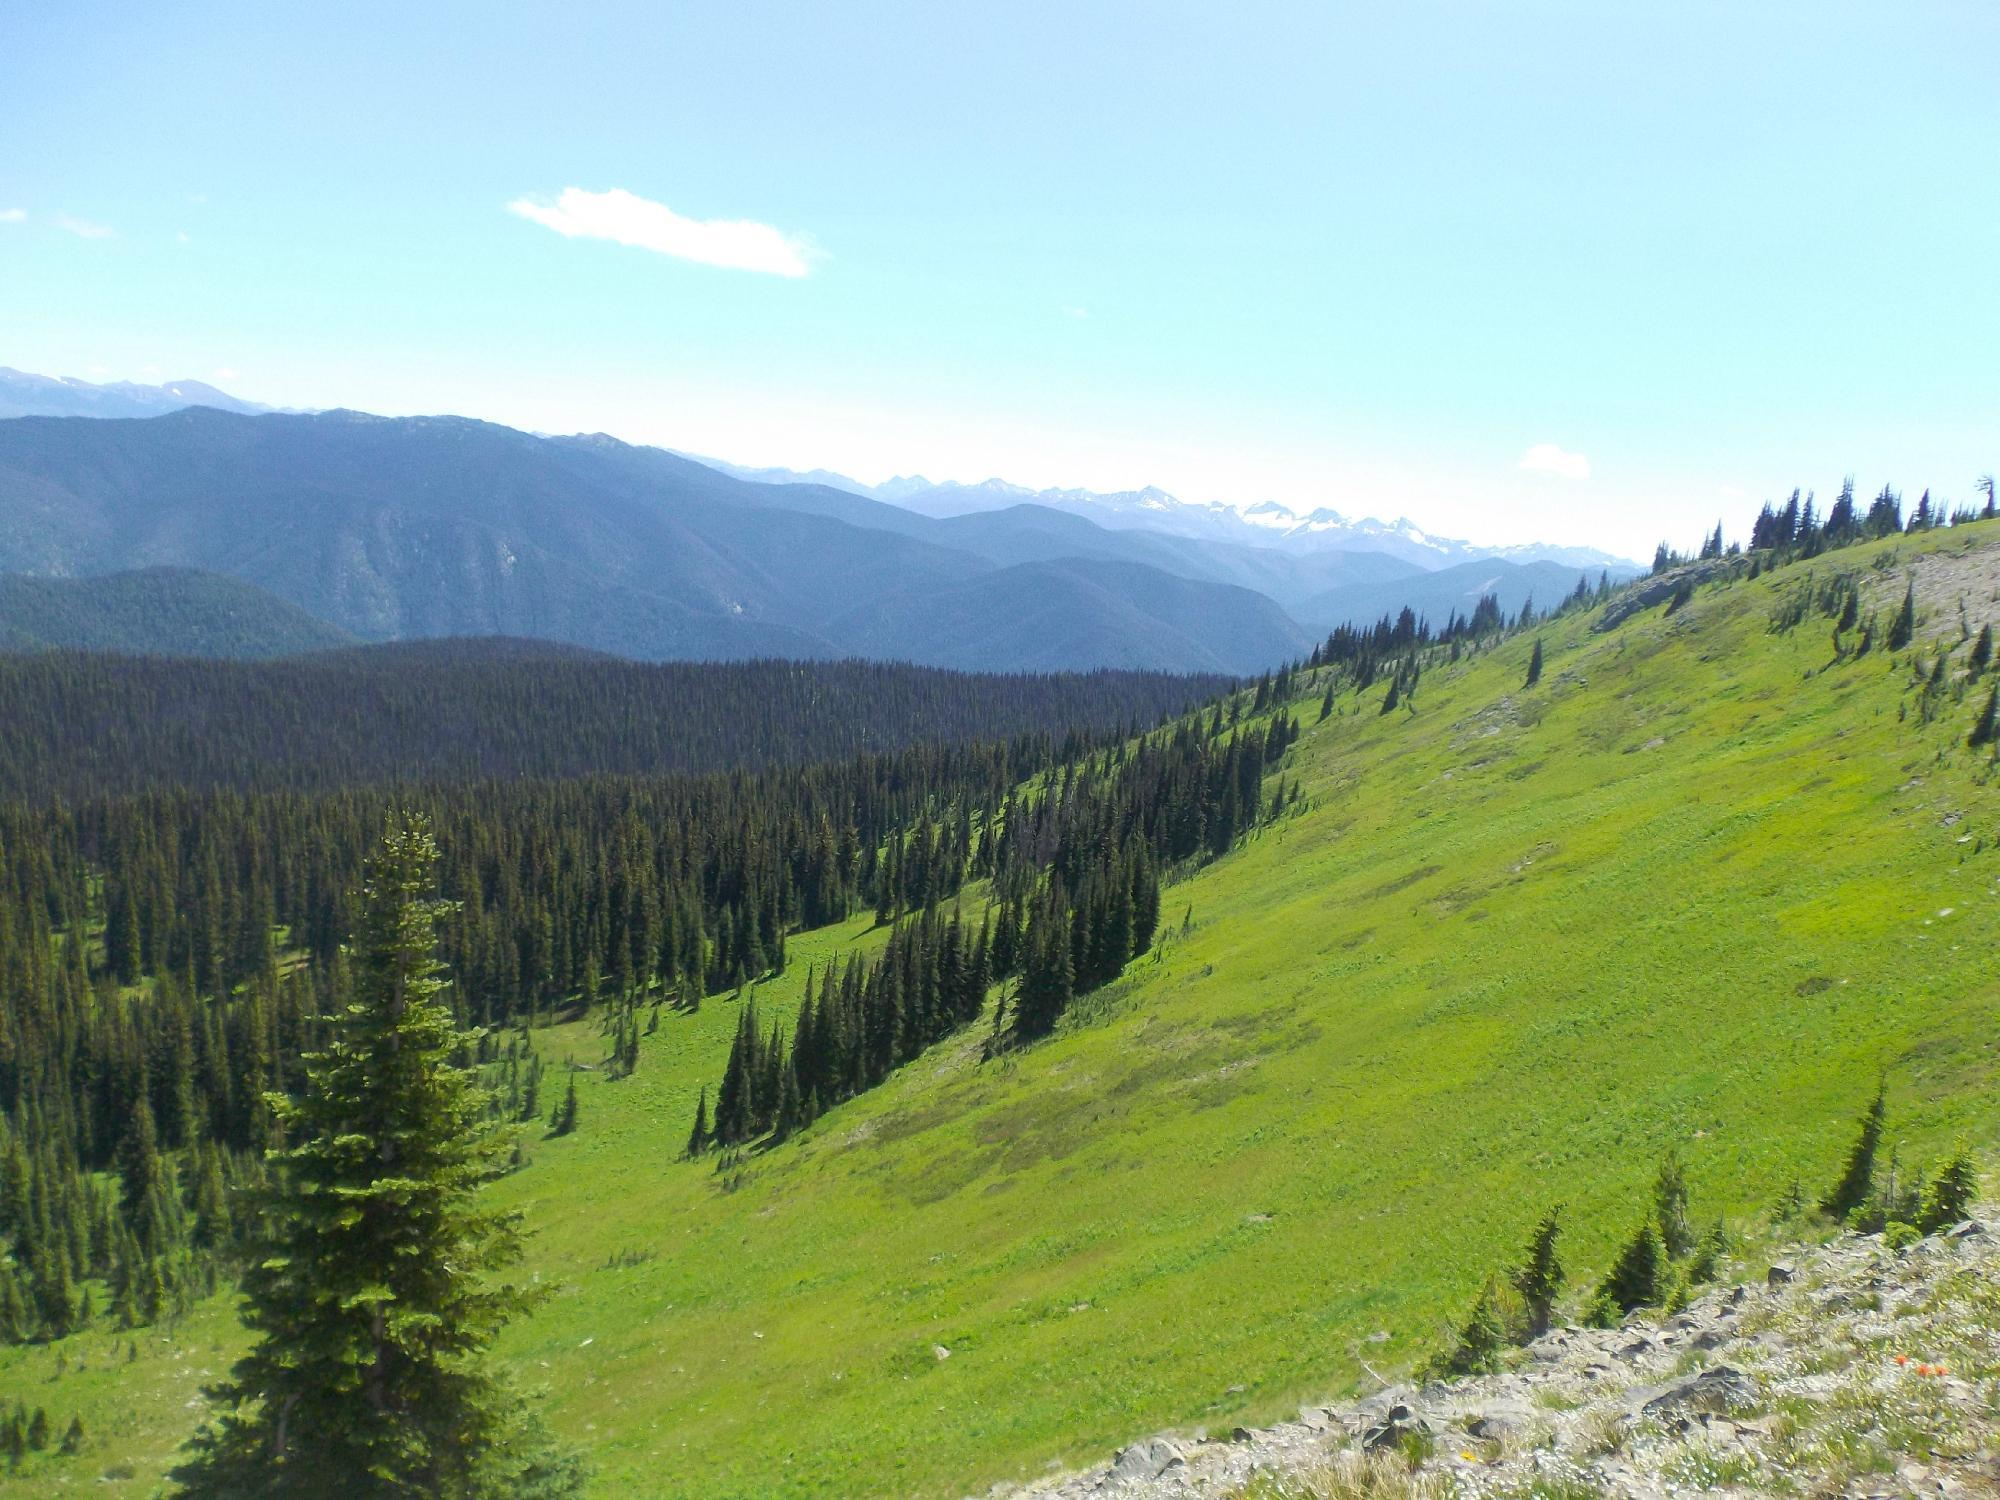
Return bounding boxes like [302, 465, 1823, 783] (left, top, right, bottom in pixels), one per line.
[1895, 1354, 1910, 1366]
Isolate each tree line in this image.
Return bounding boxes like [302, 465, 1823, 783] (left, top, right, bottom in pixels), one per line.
[691, 703, 1301, 1151]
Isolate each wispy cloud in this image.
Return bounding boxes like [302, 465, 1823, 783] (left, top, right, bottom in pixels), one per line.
[0, 209, 25, 224]
[1063, 305, 1089, 320]
[507, 186, 816, 278]
[213, 367, 240, 382]
[55, 213, 114, 239]
[1518, 442, 1590, 480]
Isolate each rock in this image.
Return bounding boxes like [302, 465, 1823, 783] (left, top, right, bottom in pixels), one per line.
[1947, 1220, 1987, 1240]
[1634, 1366, 1757, 1422]
[1108, 1437, 1185, 1484]
[1767, 1261, 1796, 1286]
[1229, 1426, 1255, 1444]
[934, 1345, 951, 1361]
[1689, 1328, 1728, 1351]
[1615, 1336, 1654, 1360]
[1595, 558, 1737, 631]
[1464, 1397, 1535, 1441]
[1350, 1387, 1416, 1422]
[1360, 1412, 1432, 1453]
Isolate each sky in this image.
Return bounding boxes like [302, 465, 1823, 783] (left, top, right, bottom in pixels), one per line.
[2, 0, 1995, 562]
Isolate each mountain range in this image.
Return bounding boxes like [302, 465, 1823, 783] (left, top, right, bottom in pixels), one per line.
[0, 369, 1638, 672]
[0, 366, 275, 420]
[688, 458, 1632, 573]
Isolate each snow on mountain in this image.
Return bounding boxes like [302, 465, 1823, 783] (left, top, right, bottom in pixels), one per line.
[0, 367, 274, 420]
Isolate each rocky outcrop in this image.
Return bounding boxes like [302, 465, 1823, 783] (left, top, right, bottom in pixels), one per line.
[1593, 558, 1740, 631]
[989, 1213, 2000, 1498]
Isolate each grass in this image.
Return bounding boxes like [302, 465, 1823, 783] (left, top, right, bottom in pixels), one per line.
[6, 524, 2000, 1496]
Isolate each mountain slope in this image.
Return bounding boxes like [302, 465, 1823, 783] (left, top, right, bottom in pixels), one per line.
[490, 523, 2000, 1495]
[824, 557, 1315, 674]
[12, 523, 1994, 1498]
[0, 567, 355, 656]
[0, 409, 1315, 671]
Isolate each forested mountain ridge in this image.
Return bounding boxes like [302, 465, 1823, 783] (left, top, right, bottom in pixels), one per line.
[0, 649, 1227, 799]
[1, 508, 1995, 1494]
[0, 568, 355, 657]
[0, 408, 1313, 673]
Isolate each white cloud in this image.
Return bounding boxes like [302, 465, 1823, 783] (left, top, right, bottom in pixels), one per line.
[507, 186, 815, 278]
[1518, 442, 1590, 480]
[214, 367, 240, 382]
[55, 213, 113, 239]
[1063, 305, 1089, 320]
[177, 231, 191, 244]
[0, 209, 25, 224]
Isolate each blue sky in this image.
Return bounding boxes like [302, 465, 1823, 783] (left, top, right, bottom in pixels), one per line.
[3, 1, 1995, 560]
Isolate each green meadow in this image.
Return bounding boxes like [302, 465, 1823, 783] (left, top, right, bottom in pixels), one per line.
[6, 524, 1999, 1497]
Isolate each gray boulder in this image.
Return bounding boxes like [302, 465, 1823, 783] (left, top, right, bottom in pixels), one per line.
[1108, 1437, 1185, 1485]
[1633, 1366, 1757, 1423]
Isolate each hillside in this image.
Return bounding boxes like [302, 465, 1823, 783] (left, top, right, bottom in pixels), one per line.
[0, 409, 1313, 673]
[0, 567, 355, 657]
[2, 522, 1996, 1496]
[1027, 1215, 2000, 1496]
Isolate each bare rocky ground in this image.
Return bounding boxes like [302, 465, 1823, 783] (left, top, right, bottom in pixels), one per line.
[990, 1216, 1999, 1499]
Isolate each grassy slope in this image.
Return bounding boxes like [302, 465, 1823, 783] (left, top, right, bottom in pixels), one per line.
[6, 524, 2000, 1496]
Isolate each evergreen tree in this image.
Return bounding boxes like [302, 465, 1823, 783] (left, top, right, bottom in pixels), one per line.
[1970, 624, 1993, 677]
[1970, 688, 1998, 749]
[1524, 639, 1544, 688]
[1915, 1143, 1976, 1233]
[1653, 1148, 1693, 1261]
[1425, 1277, 1507, 1379]
[550, 1078, 579, 1139]
[1887, 581, 1917, 652]
[61, 1414, 85, 1456]
[1510, 1208, 1564, 1339]
[685, 1087, 710, 1158]
[1821, 1082, 1887, 1220]
[170, 818, 582, 1499]
[1587, 1219, 1664, 1324]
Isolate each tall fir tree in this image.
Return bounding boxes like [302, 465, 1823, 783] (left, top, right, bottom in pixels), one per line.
[170, 817, 581, 1499]
[1510, 1208, 1564, 1338]
[685, 1087, 710, 1158]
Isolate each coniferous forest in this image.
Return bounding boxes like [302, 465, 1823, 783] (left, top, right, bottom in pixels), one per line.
[0, 647, 1302, 1372]
[0, 647, 1226, 801]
